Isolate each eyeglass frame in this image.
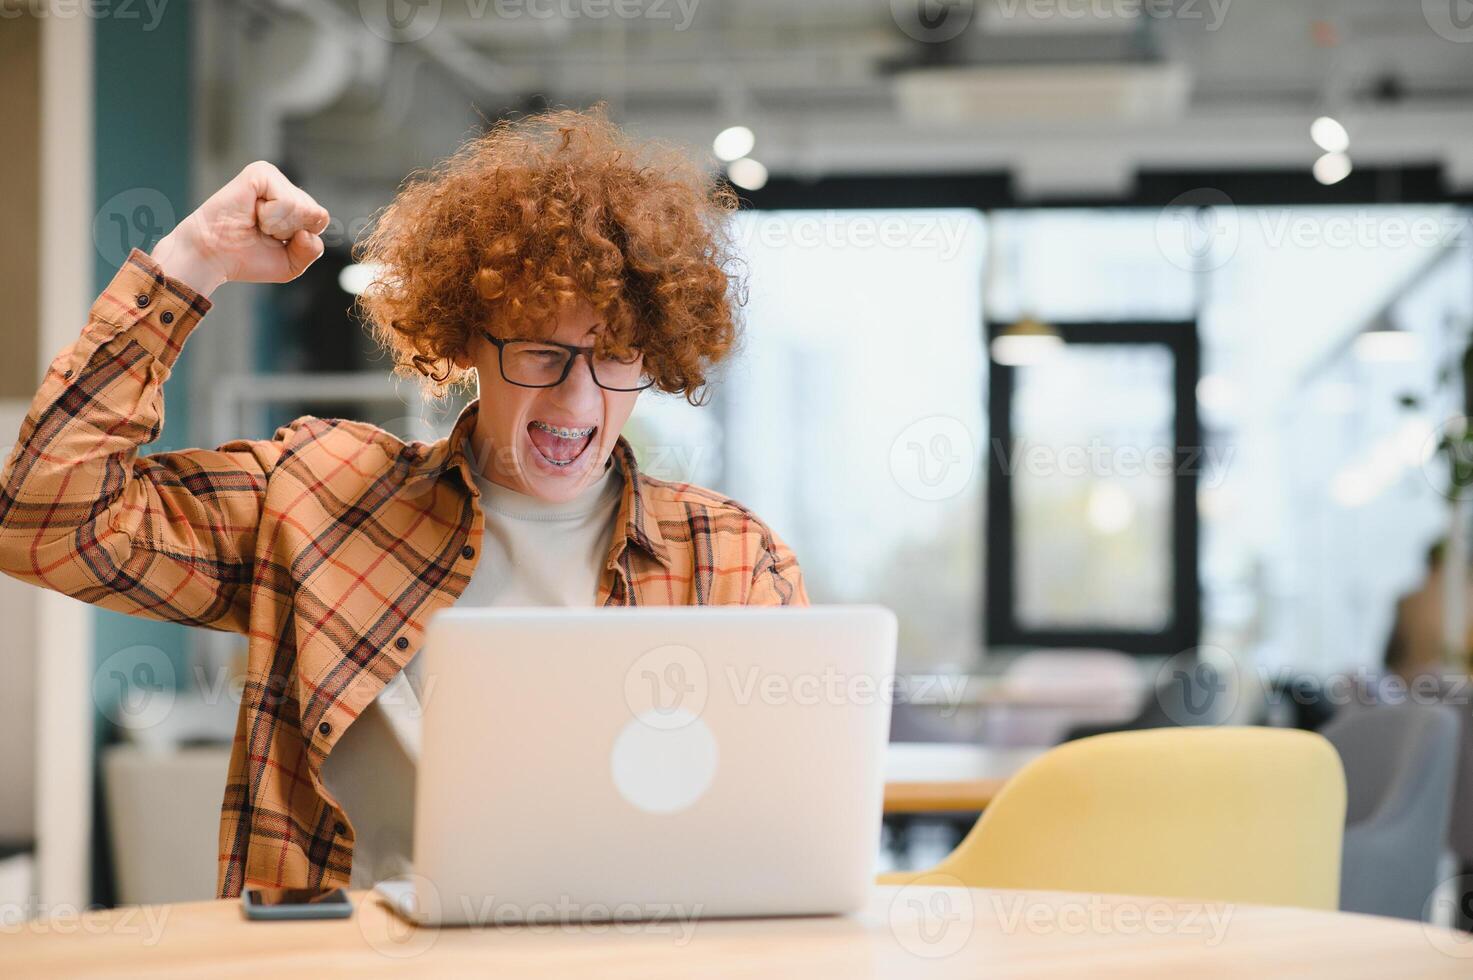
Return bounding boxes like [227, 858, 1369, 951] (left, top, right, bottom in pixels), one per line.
[477, 328, 655, 392]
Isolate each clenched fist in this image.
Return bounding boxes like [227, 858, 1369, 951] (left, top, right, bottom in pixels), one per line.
[150, 161, 331, 298]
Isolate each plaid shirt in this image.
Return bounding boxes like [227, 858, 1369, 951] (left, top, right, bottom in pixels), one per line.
[0, 248, 808, 898]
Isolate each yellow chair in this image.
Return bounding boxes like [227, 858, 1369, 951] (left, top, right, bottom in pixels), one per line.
[880, 727, 1346, 910]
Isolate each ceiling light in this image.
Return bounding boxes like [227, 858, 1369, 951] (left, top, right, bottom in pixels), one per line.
[990, 318, 1064, 367]
[713, 126, 755, 163]
[338, 263, 380, 296]
[1313, 151, 1352, 186]
[1196, 374, 1237, 417]
[727, 157, 768, 191]
[1310, 116, 1349, 154]
[1087, 483, 1135, 534]
[1354, 328, 1420, 363]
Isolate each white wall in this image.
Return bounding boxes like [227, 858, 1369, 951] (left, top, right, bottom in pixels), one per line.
[0, 402, 36, 846]
[33, 11, 96, 911]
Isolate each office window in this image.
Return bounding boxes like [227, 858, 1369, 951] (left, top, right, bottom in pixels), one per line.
[627, 209, 988, 671]
[1012, 342, 1176, 631]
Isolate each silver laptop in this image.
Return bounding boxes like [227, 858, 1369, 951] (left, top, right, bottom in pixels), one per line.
[375, 605, 896, 927]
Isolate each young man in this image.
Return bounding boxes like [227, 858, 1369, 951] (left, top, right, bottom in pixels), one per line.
[0, 109, 807, 897]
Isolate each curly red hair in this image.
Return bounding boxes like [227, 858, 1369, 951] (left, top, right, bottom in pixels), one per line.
[352, 106, 741, 404]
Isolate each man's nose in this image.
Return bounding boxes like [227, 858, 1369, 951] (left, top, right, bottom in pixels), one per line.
[553, 351, 602, 403]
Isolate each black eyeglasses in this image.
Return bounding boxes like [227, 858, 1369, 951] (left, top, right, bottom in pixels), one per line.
[478, 329, 654, 392]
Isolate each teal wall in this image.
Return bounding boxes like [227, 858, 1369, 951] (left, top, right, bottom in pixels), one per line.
[91, 5, 195, 694]
[90, 2, 197, 906]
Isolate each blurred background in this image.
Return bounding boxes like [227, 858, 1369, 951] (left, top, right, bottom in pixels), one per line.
[3, 0, 1473, 926]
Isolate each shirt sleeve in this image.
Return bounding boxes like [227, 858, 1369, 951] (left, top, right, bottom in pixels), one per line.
[748, 525, 810, 606]
[0, 248, 288, 632]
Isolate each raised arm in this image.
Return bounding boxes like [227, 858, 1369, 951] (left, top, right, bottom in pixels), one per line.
[0, 163, 331, 631]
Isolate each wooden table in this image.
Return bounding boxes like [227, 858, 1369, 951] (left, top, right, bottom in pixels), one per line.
[883, 742, 1044, 814]
[6, 886, 1468, 977]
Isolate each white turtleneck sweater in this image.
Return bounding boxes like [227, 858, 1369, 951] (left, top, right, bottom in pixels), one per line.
[320, 452, 624, 887]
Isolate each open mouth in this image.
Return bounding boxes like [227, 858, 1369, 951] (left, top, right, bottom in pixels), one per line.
[527, 419, 597, 469]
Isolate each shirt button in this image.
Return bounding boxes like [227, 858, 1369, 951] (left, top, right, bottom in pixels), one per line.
[161, 310, 175, 324]
[461, 545, 475, 560]
[318, 721, 332, 736]
[135, 293, 150, 308]
[395, 636, 409, 651]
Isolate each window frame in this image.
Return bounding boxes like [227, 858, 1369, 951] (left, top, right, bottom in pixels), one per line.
[984, 319, 1203, 655]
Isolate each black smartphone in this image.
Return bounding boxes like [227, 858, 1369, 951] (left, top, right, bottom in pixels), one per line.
[240, 886, 354, 920]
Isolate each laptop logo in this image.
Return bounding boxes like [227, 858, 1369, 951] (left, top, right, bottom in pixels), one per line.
[611, 709, 718, 814]
[615, 644, 718, 813]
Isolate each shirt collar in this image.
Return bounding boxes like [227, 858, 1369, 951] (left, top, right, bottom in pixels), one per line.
[410, 398, 671, 569]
